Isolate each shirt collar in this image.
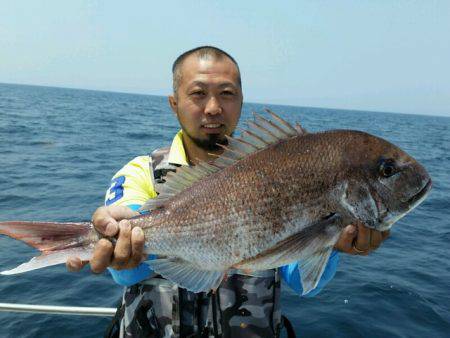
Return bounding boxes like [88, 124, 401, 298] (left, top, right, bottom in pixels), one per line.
[167, 130, 189, 166]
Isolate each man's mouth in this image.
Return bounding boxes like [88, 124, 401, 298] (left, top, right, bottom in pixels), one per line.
[203, 123, 222, 129]
[201, 123, 224, 134]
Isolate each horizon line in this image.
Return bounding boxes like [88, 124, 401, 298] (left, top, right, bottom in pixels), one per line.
[1, 81, 448, 119]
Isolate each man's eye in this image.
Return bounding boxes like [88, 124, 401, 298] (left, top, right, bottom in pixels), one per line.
[190, 91, 205, 96]
[222, 90, 235, 96]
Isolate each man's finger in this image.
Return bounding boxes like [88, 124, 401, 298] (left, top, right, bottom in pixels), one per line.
[334, 225, 357, 253]
[353, 223, 370, 254]
[129, 227, 145, 268]
[90, 239, 114, 273]
[92, 206, 139, 237]
[370, 230, 383, 250]
[112, 220, 132, 268]
[92, 206, 119, 236]
[108, 206, 139, 221]
[66, 256, 88, 272]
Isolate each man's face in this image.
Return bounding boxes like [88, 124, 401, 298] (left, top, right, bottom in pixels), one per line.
[169, 55, 243, 151]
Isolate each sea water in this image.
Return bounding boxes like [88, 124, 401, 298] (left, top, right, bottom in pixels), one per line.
[0, 83, 449, 337]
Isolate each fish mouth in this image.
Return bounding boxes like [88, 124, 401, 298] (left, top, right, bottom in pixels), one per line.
[377, 178, 432, 231]
[407, 179, 432, 206]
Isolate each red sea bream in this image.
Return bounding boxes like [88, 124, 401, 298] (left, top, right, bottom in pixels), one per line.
[0, 111, 432, 294]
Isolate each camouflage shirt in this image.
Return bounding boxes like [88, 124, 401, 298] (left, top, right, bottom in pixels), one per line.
[118, 269, 282, 338]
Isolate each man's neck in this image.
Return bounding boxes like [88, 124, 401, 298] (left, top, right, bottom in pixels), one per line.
[181, 133, 223, 165]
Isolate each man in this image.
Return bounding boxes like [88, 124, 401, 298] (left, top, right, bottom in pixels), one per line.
[67, 46, 389, 337]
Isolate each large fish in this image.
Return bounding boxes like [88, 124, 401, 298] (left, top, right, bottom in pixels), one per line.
[0, 111, 432, 294]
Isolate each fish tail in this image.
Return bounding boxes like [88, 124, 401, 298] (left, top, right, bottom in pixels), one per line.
[0, 221, 95, 275]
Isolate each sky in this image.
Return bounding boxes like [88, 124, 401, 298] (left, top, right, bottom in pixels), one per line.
[0, 1, 449, 116]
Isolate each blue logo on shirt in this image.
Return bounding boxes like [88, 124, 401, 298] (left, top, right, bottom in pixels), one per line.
[106, 176, 125, 205]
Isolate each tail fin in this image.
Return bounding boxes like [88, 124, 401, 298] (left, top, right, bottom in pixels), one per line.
[0, 221, 95, 275]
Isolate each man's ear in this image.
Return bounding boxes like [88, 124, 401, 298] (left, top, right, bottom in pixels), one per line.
[168, 95, 177, 114]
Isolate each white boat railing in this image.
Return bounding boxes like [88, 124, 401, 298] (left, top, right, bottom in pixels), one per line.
[0, 302, 116, 316]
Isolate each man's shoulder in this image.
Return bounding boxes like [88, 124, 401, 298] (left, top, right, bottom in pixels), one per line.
[112, 155, 151, 179]
[126, 155, 152, 167]
[106, 154, 155, 206]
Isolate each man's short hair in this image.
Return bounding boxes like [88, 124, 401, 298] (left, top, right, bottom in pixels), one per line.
[172, 46, 241, 94]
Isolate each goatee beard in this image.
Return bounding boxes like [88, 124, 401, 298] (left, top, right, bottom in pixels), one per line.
[184, 130, 230, 151]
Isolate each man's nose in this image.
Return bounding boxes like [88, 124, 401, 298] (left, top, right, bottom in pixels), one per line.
[204, 96, 222, 115]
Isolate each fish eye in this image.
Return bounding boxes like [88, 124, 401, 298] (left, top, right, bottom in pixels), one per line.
[378, 158, 398, 178]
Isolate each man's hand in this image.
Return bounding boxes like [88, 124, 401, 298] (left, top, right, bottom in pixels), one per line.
[66, 205, 146, 273]
[334, 222, 390, 255]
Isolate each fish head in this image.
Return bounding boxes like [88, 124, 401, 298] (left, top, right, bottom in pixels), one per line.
[344, 132, 432, 231]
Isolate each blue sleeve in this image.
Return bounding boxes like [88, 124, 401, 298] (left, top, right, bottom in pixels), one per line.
[108, 263, 153, 286]
[107, 204, 154, 286]
[280, 250, 340, 297]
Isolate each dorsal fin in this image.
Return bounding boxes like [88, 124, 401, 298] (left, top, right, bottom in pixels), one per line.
[140, 110, 305, 212]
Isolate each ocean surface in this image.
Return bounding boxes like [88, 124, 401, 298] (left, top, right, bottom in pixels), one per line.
[0, 83, 448, 338]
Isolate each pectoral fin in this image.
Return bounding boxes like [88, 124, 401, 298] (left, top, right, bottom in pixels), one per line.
[298, 247, 334, 295]
[235, 213, 342, 270]
[146, 258, 224, 293]
[234, 213, 342, 294]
